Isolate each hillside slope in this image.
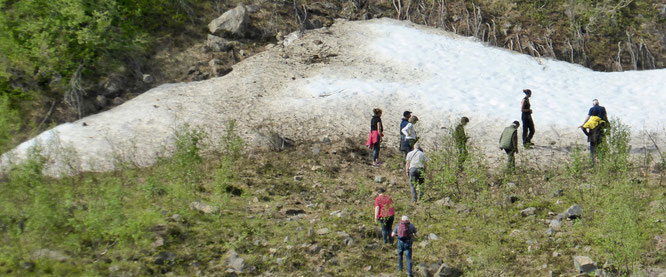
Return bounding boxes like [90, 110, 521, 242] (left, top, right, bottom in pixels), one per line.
[2, 18, 665, 176]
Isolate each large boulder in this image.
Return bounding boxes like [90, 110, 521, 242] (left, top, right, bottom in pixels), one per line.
[208, 5, 251, 37]
[573, 256, 596, 274]
[206, 35, 234, 52]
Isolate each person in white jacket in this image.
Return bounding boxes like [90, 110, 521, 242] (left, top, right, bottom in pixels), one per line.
[401, 116, 419, 151]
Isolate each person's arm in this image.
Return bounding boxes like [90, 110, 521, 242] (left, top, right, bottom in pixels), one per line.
[412, 225, 418, 237]
[405, 159, 410, 176]
[374, 205, 379, 223]
[512, 132, 518, 153]
[580, 115, 591, 128]
[401, 123, 410, 137]
[377, 121, 383, 137]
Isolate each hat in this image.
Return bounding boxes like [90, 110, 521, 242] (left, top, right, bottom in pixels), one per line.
[512, 120, 520, 127]
[403, 111, 412, 117]
[401, 215, 409, 221]
[523, 89, 532, 95]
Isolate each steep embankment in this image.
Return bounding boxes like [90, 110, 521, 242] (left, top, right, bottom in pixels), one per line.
[2, 18, 665, 175]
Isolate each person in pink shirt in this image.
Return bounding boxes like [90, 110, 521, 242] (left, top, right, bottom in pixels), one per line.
[374, 187, 395, 244]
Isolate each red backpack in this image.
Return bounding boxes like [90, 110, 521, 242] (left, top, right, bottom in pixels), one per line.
[397, 220, 412, 240]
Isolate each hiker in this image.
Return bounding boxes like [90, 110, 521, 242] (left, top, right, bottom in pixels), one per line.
[366, 108, 384, 166]
[579, 99, 608, 161]
[454, 116, 470, 170]
[521, 89, 535, 147]
[399, 111, 412, 158]
[391, 215, 418, 277]
[499, 121, 520, 171]
[401, 116, 419, 152]
[374, 187, 395, 244]
[405, 142, 427, 202]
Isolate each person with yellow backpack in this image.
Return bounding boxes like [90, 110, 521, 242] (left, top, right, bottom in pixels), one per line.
[579, 99, 609, 161]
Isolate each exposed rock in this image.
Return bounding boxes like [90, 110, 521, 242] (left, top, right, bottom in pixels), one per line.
[414, 263, 428, 277]
[428, 233, 439, 240]
[419, 241, 429, 248]
[94, 95, 108, 108]
[316, 228, 330, 235]
[31, 249, 70, 262]
[308, 228, 314, 236]
[308, 244, 321, 254]
[552, 251, 560, 257]
[330, 210, 346, 218]
[293, 175, 304, 181]
[343, 236, 355, 246]
[276, 257, 284, 265]
[435, 197, 456, 208]
[505, 182, 517, 190]
[655, 234, 666, 251]
[155, 251, 176, 265]
[190, 201, 218, 214]
[374, 176, 386, 183]
[549, 219, 562, 231]
[111, 97, 124, 106]
[556, 204, 582, 220]
[254, 130, 294, 151]
[152, 236, 165, 248]
[521, 207, 536, 217]
[311, 145, 321, 155]
[142, 74, 155, 84]
[364, 265, 372, 271]
[504, 195, 519, 205]
[553, 189, 564, 197]
[545, 228, 555, 236]
[573, 256, 597, 274]
[101, 76, 124, 97]
[434, 263, 463, 277]
[455, 204, 471, 214]
[282, 32, 301, 47]
[208, 5, 250, 37]
[206, 34, 234, 52]
[365, 242, 379, 250]
[225, 250, 246, 272]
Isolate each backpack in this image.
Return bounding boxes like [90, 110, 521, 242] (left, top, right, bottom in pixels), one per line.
[397, 221, 412, 240]
[588, 123, 605, 144]
[499, 126, 516, 150]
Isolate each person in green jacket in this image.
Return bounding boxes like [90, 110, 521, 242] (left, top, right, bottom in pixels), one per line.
[454, 116, 470, 171]
[499, 121, 520, 171]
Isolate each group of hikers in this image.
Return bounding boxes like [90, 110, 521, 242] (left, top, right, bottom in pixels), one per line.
[367, 90, 609, 277]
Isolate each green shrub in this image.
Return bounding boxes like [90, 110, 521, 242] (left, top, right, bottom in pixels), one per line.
[0, 94, 21, 152]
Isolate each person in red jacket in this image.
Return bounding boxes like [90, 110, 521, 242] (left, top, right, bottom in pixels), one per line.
[374, 187, 395, 244]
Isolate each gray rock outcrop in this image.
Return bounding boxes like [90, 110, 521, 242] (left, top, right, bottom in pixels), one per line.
[208, 5, 250, 37]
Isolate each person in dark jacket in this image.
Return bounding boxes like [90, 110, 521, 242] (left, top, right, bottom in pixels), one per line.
[579, 99, 609, 162]
[454, 116, 470, 171]
[391, 216, 418, 277]
[521, 89, 535, 147]
[499, 121, 520, 171]
[399, 111, 412, 158]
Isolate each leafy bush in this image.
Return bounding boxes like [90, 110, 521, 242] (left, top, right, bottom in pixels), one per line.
[0, 94, 22, 152]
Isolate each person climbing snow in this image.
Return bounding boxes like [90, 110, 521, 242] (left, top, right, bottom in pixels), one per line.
[579, 99, 609, 162]
[499, 121, 520, 171]
[366, 108, 384, 167]
[399, 111, 412, 158]
[401, 115, 419, 152]
[391, 216, 418, 277]
[521, 89, 535, 148]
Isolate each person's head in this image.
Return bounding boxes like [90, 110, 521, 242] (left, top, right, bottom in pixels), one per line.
[376, 187, 386, 194]
[403, 111, 412, 119]
[409, 116, 419, 124]
[413, 142, 422, 151]
[592, 99, 599, 106]
[373, 108, 382, 116]
[461, 116, 469, 125]
[401, 215, 409, 221]
[523, 89, 532, 97]
[512, 120, 520, 128]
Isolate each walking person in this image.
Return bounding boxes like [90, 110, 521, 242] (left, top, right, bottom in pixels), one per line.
[401, 116, 419, 152]
[405, 142, 427, 202]
[521, 89, 535, 148]
[365, 108, 384, 167]
[391, 216, 418, 277]
[454, 116, 470, 171]
[499, 121, 520, 171]
[374, 187, 395, 244]
[399, 111, 412, 158]
[579, 99, 608, 162]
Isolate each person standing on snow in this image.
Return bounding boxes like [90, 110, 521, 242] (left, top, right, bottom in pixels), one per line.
[391, 216, 418, 277]
[374, 187, 395, 244]
[366, 108, 384, 167]
[401, 116, 419, 152]
[405, 142, 427, 202]
[399, 111, 412, 158]
[454, 116, 470, 171]
[499, 121, 520, 171]
[579, 99, 609, 161]
[521, 89, 535, 148]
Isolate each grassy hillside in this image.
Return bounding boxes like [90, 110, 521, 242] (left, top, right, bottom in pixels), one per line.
[0, 121, 663, 276]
